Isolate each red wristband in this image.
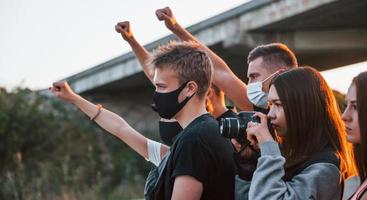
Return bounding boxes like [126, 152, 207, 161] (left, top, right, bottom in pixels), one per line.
[91, 104, 103, 121]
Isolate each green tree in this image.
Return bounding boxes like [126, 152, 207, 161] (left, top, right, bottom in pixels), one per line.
[0, 87, 150, 199]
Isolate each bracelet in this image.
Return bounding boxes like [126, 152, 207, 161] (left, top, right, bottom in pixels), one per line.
[91, 104, 103, 121]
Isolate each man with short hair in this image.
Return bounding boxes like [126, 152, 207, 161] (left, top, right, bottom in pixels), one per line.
[52, 40, 236, 199]
[147, 41, 236, 200]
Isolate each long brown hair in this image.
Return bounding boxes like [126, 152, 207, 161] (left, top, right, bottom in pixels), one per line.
[271, 67, 355, 178]
[352, 71, 367, 181]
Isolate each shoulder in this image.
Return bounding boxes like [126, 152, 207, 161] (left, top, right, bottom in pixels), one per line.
[297, 162, 340, 184]
[181, 116, 218, 141]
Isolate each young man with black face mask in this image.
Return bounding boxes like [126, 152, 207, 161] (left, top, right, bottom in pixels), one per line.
[145, 41, 237, 199]
[51, 40, 236, 199]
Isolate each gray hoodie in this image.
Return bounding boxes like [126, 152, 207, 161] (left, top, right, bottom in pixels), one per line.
[235, 141, 341, 200]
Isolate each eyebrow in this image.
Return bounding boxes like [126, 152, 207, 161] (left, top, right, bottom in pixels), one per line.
[247, 72, 259, 78]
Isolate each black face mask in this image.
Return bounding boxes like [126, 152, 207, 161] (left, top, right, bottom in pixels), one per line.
[159, 121, 183, 146]
[152, 81, 194, 119]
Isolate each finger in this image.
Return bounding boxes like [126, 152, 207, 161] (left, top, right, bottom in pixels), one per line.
[50, 88, 60, 96]
[155, 8, 170, 21]
[231, 139, 242, 151]
[155, 9, 165, 20]
[254, 112, 268, 125]
[115, 25, 122, 33]
[164, 6, 172, 16]
[246, 133, 257, 147]
[160, 12, 171, 22]
[118, 21, 129, 27]
[52, 81, 64, 91]
[247, 121, 255, 128]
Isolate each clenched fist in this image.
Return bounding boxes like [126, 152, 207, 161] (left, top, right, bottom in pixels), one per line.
[155, 7, 177, 31]
[115, 21, 133, 41]
[49, 81, 78, 103]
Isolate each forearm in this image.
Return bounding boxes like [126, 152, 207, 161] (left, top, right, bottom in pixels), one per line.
[71, 95, 149, 158]
[125, 36, 153, 83]
[170, 23, 235, 75]
[170, 23, 252, 110]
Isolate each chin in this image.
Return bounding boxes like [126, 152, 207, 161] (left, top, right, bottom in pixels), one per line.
[346, 135, 360, 144]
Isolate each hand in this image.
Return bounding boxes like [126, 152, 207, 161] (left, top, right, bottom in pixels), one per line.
[232, 138, 259, 181]
[115, 21, 133, 41]
[155, 7, 177, 31]
[246, 112, 273, 147]
[231, 139, 258, 158]
[49, 81, 79, 103]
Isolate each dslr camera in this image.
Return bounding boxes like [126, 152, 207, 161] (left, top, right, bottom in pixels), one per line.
[219, 111, 260, 143]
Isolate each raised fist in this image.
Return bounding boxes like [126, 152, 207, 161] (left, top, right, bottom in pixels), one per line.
[115, 21, 133, 40]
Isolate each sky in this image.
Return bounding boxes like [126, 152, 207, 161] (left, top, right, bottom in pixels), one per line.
[0, 0, 366, 94]
[0, 0, 247, 90]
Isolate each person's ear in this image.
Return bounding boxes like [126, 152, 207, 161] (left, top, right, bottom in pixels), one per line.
[207, 87, 214, 99]
[186, 81, 198, 97]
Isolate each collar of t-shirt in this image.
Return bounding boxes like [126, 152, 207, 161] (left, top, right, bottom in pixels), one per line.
[171, 113, 213, 145]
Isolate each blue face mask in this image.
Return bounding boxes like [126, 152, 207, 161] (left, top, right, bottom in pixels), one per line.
[246, 71, 281, 109]
[247, 81, 269, 109]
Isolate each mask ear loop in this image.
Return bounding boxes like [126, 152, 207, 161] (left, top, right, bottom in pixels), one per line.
[261, 69, 282, 84]
[182, 81, 197, 100]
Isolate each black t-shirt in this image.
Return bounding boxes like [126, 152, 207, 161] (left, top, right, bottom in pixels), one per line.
[160, 113, 236, 200]
[216, 109, 238, 121]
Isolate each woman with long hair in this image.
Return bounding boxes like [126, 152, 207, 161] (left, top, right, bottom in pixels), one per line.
[342, 71, 367, 200]
[241, 67, 355, 199]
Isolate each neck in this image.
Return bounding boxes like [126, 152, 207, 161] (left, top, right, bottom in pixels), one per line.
[211, 103, 228, 119]
[175, 98, 207, 128]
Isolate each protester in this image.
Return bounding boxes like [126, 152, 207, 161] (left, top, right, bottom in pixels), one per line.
[51, 40, 236, 199]
[241, 67, 355, 199]
[342, 71, 367, 200]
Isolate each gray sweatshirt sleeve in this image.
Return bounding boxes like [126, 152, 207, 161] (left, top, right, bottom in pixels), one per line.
[247, 141, 341, 200]
[235, 175, 251, 200]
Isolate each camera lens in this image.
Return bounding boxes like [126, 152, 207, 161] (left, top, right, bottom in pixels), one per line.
[219, 117, 247, 142]
[219, 111, 260, 143]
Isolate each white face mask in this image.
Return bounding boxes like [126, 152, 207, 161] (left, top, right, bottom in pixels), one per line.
[247, 81, 268, 109]
[246, 71, 281, 109]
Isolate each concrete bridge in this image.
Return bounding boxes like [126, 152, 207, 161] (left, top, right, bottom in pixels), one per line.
[64, 0, 367, 136]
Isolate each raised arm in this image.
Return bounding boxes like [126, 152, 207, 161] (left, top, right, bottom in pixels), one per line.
[156, 7, 252, 111]
[115, 21, 154, 83]
[50, 81, 169, 160]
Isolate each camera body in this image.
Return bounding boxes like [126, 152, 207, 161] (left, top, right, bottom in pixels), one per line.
[219, 111, 260, 143]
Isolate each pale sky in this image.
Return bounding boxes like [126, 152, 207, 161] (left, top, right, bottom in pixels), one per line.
[0, 0, 247, 90]
[0, 0, 366, 93]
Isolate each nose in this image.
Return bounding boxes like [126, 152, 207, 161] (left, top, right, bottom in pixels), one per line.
[341, 108, 350, 122]
[267, 107, 275, 120]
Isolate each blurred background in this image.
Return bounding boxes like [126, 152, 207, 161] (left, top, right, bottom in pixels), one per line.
[1, 0, 367, 199]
